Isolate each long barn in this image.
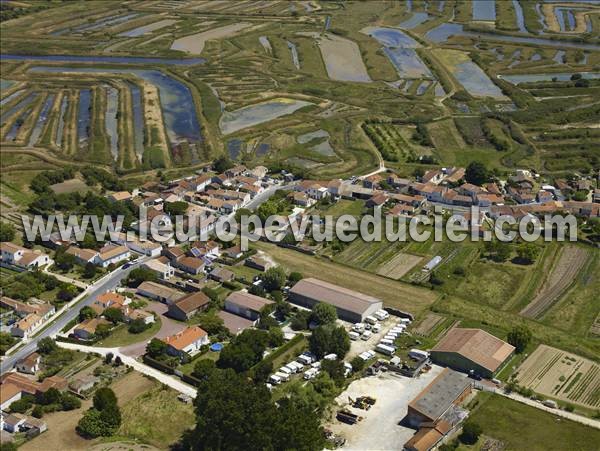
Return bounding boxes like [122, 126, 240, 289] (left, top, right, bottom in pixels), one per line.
[288, 277, 383, 323]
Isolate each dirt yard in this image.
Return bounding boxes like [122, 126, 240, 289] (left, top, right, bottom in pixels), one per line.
[376, 253, 422, 279]
[520, 246, 590, 319]
[515, 344, 600, 410]
[170, 22, 253, 54]
[413, 313, 444, 336]
[327, 366, 446, 450]
[21, 371, 157, 451]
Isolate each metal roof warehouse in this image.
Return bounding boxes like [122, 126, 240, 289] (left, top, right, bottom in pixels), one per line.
[288, 277, 383, 323]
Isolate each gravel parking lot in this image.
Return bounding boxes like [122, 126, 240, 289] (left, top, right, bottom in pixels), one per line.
[328, 365, 445, 450]
[345, 317, 401, 359]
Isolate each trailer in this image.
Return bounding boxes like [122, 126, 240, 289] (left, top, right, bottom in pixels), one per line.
[376, 344, 396, 356]
[275, 371, 290, 382]
[337, 410, 360, 425]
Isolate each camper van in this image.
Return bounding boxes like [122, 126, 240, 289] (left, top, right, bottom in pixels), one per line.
[269, 374, 282, 385]
[297, 354, 312, 365]
[324, 353, 338, 361]
[303, 367, 319, 380]
[375, 343, 396, 356]
[364, 316, 378, 325]
[349, 331, 360, 341]
[379, 339, 394, 347]
[352, 323, 365, 333]
[279, 366, 292, 375]
[361, 331, 372, 341]
[275, 371, 290, 382]
[372, 323, 382, 333]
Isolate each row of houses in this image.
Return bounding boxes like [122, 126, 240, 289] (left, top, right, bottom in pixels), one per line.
[0, 242, 51, 270]
[0, 296, 55, 339]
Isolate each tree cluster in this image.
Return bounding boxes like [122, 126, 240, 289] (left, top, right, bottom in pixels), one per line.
[77, 388, 121, 438]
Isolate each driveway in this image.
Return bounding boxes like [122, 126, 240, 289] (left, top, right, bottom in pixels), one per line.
[119, 301, 186, 358]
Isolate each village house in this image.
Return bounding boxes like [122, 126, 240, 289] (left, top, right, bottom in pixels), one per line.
[126, 308, 155, 325]
[142, 258, 175, 280]
[189, 240, 220, 259]
[107, 191, 132, 203]
[224, 244, 243, 259]
[94, 291, 129, 311]
[73, 318, 110, 340]
[366, 192, 388, 209]
[136, 281, 184, 304]
[174, 256, 205, 275]
[1, 242, 51, 269]
[111, 232, 162, 257]
[11, 314, 43, 339]
[16, 352, 41, 375]
[224, 291, 274, 321]
[65, 246, 99, 265]
[167, 291, 211, 321]
[244, 255, 273, 272]
[387, 174, 411, 190]
[421, 169, 445, 185]
[209, 267, 235, 283]
[476, 193, 504, 207]
[288, 191, 314, 207]
[162, 326, 209, 357]
[537, 190, 554, 203]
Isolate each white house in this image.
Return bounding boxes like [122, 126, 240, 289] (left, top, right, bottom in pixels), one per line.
[94, 244, 130, 268]
[162, 326, 209, 357]
[1, 242, 50, 269]
[142, 258, 174, 280]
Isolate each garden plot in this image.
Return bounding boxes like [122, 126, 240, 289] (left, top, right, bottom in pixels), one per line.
[515, 344, 600, 410]
[317, 33, 372, 83]
[376, 252, 422, 279]
[170, 22, 254, 54]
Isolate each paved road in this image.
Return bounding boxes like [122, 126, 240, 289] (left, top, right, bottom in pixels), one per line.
[0, 257, 148, 374]
[56, 341, 197, 398]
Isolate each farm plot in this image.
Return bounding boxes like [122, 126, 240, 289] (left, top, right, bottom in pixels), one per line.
[520, 246, 591, 319]
[170, 22, 254, 54]
[376, 252, 422, 279]
[515, 344, 600, 410]
[361, 122, 417, 162]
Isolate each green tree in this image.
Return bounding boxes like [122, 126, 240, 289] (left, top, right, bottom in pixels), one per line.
[61, 393, 82, 411]
[77, 409, 109, 438]
[0, 221, 16, 242]
[262, 266, 286, 291]
[55, 249, 76, 271]
[146, 338, 168, 358]
[192, 359, 217, 381]
[125, 267, 157, 287]
[79, 306, 97, 322]
[309, 325, 350, 359]
[9, 396, 34, 413]
[93, 387, 117, 412]
[465, 161, 490, 186]
[83, 262, 97, 279]
[516, 243, 539, 264]
[164, 201, 189, 217]
[507, 325, 532, 353]
[311, 303, 338, 325]
[351, 356, 366, 372]
[37, 337, 58, 354]
[128, 318, 150, 334]
[288, 271, 303, 285]
[213, 155, 234, 173]
[290, 310, 311, 331]
[94, 323, 111, 339]
[268, 327, 284, 348]
[38, 387, 61, 405]
[321, 358, 346, 385]
[459, 421, 482, 445]
[57, 284, 78, 302]
[103, 307, 124, 324]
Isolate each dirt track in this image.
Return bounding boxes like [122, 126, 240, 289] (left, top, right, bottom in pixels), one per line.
[520, 246, 590, 319]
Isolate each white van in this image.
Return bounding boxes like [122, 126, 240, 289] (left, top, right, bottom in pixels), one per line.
[374, 311, 387, 321]
[364, 316, 378, 325]
[409, 349, 429, 360]
[297, 354, 312, 365]
[371, 323, 382, 333]
[269, 374, 282, 385]
[279, 366, 292, 375]
[380, 339, 394, 346]
[303, 368, 319, 380]
[324, 353, 338, 361]
[349, 331, 360, 341]
[376, 309, 389, 319]
[361, 331, 372, 341]
[284, 364, 298, 374]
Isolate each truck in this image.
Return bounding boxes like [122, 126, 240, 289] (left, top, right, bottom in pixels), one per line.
[375, 343, 396, 356]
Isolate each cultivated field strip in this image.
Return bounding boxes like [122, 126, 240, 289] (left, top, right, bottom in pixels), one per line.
[517, 345, 600, 409]
[520, 246, 590, 319]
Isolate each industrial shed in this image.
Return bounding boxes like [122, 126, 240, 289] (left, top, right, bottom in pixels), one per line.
[288, 277, 383, 323]
[430, 328, 515, 378]
[406, 368, 472, 428]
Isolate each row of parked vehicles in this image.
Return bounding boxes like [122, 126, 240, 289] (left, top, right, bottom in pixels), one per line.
[375, 317, 412, 356]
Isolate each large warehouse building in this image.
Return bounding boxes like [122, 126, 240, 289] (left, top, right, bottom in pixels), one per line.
[288, 277, 383, 323]
[430, 328, 515, 378]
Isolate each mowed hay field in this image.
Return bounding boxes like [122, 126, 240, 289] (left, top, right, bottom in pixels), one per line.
[253, 242, 437, 314]
[515, 344, 600, 410]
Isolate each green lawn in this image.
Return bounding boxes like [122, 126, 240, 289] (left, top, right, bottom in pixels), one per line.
[94, 319, 161, 348]
[317, 199, 365, 218]
[463, 393, 600, 450]
[118, 385, 195, 449]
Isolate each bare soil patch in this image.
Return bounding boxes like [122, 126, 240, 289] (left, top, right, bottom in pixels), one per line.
[376, 252, 422, 279]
